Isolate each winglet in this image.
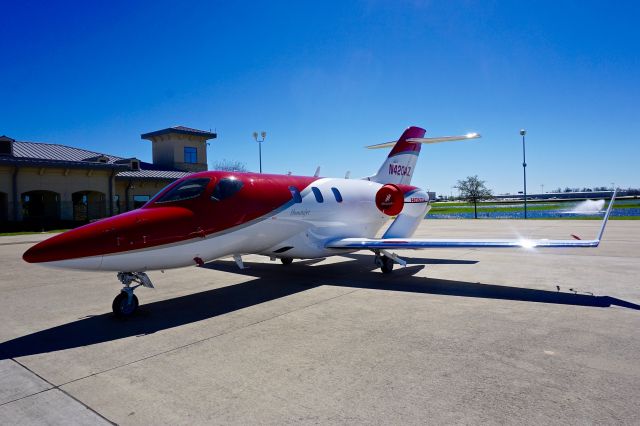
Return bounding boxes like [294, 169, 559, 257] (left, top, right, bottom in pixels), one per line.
[596, 189, 617, 241]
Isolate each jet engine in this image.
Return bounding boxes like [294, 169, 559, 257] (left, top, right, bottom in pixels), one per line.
[375, 184, 405, 216]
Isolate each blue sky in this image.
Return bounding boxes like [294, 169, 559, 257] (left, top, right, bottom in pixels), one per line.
[1, 0, 638, 195]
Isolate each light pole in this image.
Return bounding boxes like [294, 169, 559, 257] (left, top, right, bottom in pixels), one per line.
[520, 129, 527, 219]
[253, 131, 267, 173]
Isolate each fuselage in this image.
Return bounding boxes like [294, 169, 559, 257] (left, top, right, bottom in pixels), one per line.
[23, 171, 424, 271]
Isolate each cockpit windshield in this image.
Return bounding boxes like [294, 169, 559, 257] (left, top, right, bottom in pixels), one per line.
[211, 177, 244, 201]
[155, 178, 211, 203]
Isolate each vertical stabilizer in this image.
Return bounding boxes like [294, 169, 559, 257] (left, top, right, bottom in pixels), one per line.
[367, 126, 425, 185]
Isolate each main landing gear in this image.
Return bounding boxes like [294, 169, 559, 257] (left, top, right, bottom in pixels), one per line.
[113, 272, 154, 318]
[374, 250, 406, 274]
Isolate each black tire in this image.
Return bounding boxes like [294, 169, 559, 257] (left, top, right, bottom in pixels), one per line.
[280, 257, 293, 265]
[112, 292, 139, 318]
[380, 256, 394, 274]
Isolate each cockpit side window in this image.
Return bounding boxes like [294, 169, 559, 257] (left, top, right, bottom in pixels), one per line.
[155, 178, 211, 203]
[211, 177, 244, 201]
[289, 186, 302, 203]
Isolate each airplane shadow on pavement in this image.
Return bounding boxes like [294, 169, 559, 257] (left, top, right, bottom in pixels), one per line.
[1, 255, 638, 360]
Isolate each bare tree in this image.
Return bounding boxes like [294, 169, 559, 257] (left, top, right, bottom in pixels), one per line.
[454, 175, 493, 219]
[212, 159, 247, 172]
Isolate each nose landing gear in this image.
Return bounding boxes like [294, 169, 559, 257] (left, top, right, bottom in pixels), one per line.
[113, 272, 154, 318]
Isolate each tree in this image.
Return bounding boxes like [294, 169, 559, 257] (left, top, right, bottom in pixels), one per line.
[212, 159, 247, 172]
[454, 175, 493, 219]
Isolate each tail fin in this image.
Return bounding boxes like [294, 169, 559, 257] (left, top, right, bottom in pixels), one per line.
[366, 126, 425, 185]
[365, 126, 481, 185]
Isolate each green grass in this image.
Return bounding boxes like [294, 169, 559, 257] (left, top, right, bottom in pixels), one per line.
[430, 201, 640, 215]
[0, 229, 68, 237]
[529, 216, 640, 220]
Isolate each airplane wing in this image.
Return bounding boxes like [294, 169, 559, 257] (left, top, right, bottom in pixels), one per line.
[327, 191, 617, 250]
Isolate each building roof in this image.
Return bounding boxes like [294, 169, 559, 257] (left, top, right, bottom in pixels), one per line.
[4, 140, 192, 180]
[141, 125, 217, 140]
[12, 141, 122, 164]
[116, 161, 191, 180]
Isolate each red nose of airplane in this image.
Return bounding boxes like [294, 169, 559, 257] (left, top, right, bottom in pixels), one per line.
[23, 207, 196, 264]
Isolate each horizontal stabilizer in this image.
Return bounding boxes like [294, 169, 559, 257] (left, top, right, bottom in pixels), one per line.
[367, 133, 481, 149]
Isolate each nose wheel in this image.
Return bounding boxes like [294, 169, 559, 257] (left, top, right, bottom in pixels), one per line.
[113, 272, 154, 318]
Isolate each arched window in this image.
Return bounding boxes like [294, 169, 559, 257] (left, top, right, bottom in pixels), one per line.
[331, 187, 343, 203]
[311, 187, 324, 203]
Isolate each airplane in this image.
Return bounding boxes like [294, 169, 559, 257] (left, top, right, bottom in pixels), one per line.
[22, 126, 616, 317]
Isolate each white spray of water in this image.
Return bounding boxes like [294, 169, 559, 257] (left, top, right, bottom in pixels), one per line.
[566, 199, 605, 214]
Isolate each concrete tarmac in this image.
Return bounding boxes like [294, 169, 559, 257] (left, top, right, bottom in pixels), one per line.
[0, 220, 639, 425]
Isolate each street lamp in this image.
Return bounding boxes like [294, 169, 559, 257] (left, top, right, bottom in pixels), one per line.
[252, 131, 267, 173]
[520, 129, 527, 219]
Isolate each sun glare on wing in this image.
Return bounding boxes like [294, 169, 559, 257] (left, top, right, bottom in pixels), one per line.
[518, 239, 536, 249]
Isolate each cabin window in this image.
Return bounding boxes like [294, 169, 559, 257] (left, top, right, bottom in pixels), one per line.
[211, 177, 244, 201]
[311, 187, 324, 203]
[155, 178, 211, 203]
[289, 186, 302, 203]
[184, 147, 197, 164]
[331, 187, 343, 203]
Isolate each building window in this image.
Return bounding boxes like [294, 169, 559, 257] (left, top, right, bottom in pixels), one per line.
[289, 186, 302, 203]
[133, 195, 150, 209]
[184, 147, 197, 164]
[331, 187, 343, 202]
[311, 187, 324, 203]
[0, 140, 12, 156]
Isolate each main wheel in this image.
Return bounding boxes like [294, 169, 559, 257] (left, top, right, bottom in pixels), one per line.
[380, 256, 394, 274]
[280, 257, 293, 265]
[112, 292, 139, 318]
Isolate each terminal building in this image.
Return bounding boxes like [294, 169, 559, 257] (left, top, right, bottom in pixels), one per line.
[0, 126, 216, 231]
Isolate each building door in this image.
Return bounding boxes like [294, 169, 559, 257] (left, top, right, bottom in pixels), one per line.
[21, 190, 60, 230]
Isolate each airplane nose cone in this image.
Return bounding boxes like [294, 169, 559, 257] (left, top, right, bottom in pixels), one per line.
[22, 244, 41, 263]
[23, 206, 197, 266]
[22, 229, 90, 264]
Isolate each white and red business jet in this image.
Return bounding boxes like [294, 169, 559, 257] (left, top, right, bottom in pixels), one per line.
[23, 126, 615, 317]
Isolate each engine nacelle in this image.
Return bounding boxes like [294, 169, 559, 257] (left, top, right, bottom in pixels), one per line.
[375, 184, 405, 216]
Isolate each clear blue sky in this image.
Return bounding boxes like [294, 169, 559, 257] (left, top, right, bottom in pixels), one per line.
[1, 0, 638, 195]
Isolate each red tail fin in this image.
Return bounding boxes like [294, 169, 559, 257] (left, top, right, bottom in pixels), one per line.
[388, 126, 426, 158]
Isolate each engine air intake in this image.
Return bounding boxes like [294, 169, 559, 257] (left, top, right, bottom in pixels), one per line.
[375, 184, 404, 216]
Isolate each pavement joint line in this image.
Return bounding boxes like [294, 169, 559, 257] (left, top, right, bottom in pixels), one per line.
[56, 287, 363, 389]
[3, 359, 116, 425]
